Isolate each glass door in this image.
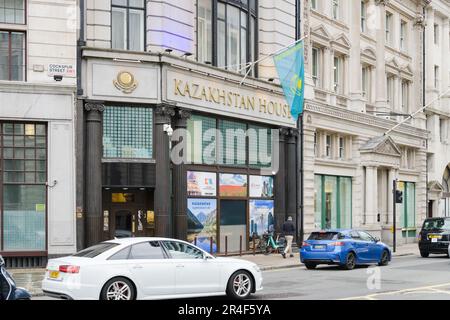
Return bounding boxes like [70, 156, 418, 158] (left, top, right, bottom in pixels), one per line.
[219, 200, 247, 253]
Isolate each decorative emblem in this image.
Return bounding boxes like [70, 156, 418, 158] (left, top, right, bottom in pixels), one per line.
[113, 71, 138, 94]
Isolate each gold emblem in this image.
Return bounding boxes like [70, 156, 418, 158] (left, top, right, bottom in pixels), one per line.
[113, 71, 138, 94]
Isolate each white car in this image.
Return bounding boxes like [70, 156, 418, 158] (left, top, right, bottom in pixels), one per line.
[42, 238, 263, 300]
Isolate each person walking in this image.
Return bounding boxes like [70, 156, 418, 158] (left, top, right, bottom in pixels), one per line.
[282, 216, 295, 259]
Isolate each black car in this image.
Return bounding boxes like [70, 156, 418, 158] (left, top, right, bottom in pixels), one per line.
[418, 218, 450, 258]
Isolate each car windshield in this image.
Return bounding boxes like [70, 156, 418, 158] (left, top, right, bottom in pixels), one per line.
[308, 232, 342, 240]
[422, 219, 450, 231]
[73, 243, 120, 258]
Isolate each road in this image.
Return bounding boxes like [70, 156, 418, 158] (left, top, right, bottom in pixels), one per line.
[33, 254, 450, 300]
[253, 254, 450, 300]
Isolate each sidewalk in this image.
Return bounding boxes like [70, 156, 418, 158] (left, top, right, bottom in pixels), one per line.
[10, 243, 419, 298]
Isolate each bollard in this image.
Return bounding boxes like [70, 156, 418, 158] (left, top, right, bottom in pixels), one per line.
[239, 235, 243, 256]
[253, 237, 256, 256]
[225, 236, 228, 256]
[210, 236, 213, 255]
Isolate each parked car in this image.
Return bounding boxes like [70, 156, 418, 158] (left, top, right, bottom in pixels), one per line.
[418, 217, 450, 258]
[300, 230, 391, 270]
[42, 238, 263, 300]
[0, 255, 32, 300]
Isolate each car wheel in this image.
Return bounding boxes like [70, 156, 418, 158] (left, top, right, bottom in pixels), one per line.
[101, 277, 136, 301]
[378, 250, 390, 266]
[420, 250, 429, 258]
[226, 270, 253, 300]
[341, 252, 356, 270]
[305, 262, 317, 270]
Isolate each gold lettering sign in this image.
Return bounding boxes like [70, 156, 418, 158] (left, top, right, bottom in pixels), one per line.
[173, 79, 292, 120]
[114, 71, 138, 94]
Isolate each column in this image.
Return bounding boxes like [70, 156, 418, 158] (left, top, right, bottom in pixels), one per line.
[172, 109, 191, 241]
[375, 0, 388, 114]
[275, 128, 287, 233]
[154, 105, 175, 238]
[349, 0, 364, 112]
[323, 47, 332, 92]
[442, 18, 450, 93]
[84, 101, 105, 247]
[286, 128, 298, 240]
[365, 166, 379, 225]
[425, 7, 435, 95]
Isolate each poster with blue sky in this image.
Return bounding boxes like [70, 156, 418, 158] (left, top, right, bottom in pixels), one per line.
[187, 199, 217, 253]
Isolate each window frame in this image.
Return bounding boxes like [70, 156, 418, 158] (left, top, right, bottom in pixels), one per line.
[111, 0, 146, 51]
[400, 20, 407, 51]
[360, 1, 366, 33]
[385, 12, 392, 45]
[0, 30, 27, 82]
[0, 0, 26, 25]
[312, 46, 321, 87]
[197, 0, 258, 76]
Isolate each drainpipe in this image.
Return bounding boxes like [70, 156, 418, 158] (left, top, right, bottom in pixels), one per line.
[423, 5, 428, 218]
[77, 0, 85, 96]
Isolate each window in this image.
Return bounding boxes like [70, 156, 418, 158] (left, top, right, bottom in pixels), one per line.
[74, 243, 120, 258]
[401, 80, 409, 112]
[397, 182, 416, 238]
[220, 119, 247, 166]
[362, 66, 370, 100]
[197, 0, 213, 64]
[440, 118, 448, 143]
[314, 132, 317, 156]
[326, 135, 332, 158]
[129, 242, 165, 259]
[358, 231, 375, 242]
[312, 47, 321, 87]
[315, 175, 352, 229]
[385, 12, 392, 45]
[0, 0, 25, 24]
[434, 65, 440, 89]
[339, 137, 345, 159]
[111, 0, 145, 51]
[108, 246, 131, 260]
[387, 75, 394, 107]
[163, 241, 204, 259]
[400, 20, 407, 51]
[198, 0, 257, 75]
[361, 1, 366, 32]
[434, 23, 439, 45]
[0, 31, 25, 81]
[103, 106, 153, 159]
[333, 56, 342, 94]
[332, 0, 339, 20]
[1, 123, 47, 252]
[311, 0, 317, 10]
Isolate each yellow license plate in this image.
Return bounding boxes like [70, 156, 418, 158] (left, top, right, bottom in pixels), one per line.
[49, 271, 60, 279]
[429, 235, 442, 239]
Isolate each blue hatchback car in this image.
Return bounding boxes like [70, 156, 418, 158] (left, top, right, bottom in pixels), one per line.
[300, 230, 392, 270]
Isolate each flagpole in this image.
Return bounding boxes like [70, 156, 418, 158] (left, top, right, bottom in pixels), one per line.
[239, 34, 309, 86]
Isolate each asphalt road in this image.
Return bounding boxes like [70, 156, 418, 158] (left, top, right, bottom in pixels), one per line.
[33, 254, 450, 300]
[253, 254, 450, 300]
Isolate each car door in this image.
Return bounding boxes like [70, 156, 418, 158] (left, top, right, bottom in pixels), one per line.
[125, 241, 176, 298]
[161, 240, 221, 295]
[358, 231, 380, 262]
[349, 231, 369, 262]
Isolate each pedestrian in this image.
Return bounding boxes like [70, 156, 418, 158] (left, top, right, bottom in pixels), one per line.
[282, 216, 295, 259]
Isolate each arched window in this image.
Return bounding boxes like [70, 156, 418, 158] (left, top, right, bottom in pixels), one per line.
[197, 0, 258, 75]
[443, 166, 450, 193]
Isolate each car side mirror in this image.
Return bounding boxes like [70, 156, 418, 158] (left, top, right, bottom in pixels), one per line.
[374, 237, 380, 243]
[203, 254, 211, 260]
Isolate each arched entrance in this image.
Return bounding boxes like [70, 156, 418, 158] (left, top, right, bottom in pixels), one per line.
[442, 166, 450, 217]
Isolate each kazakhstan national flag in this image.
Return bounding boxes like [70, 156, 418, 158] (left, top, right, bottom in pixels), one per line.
[273, 41, 305, 121]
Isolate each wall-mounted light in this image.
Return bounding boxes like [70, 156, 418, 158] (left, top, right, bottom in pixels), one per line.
[268, 78, 275, 82]
[182, 52, 193, 58]
[165, 48, 173, 54]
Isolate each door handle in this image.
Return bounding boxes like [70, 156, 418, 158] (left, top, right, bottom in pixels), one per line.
[176, 264, 185, 268]
[132, 265, 143, 269]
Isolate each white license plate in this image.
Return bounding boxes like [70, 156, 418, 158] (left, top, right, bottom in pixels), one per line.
[432, 238, 438, 243]
[314, 245, 326, 249]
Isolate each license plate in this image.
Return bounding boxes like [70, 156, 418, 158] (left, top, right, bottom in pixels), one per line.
[432, 238, 438, 243]
[429, 235, 442, 240]
[314, 245, 326, 249]
[49, 271, 60, 279]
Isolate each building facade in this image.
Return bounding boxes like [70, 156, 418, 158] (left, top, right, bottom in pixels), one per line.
[425, 0, 450, 218]
[0, 0, 77, 266]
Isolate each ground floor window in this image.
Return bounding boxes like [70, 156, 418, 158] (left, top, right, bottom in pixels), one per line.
[398, 181, 416, 237]
[314, 175, 352, 230]
[0, 122, 47, 252]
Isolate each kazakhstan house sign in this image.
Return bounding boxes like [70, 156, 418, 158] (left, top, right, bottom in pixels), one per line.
[114, 71, 138, 94]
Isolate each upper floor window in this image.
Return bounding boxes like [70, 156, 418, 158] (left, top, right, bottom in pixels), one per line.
[386, 75, 394, 107]
[401, 80, 409, 113]
[339, 137, 345, 159]
[361, 1, 366, 32]
[400, 20, 407, 51]
[0, 0, 25, 24]
[333, 55, 344, 94]
[311, 0, 317, 10]
[332, 0, 339, 20]
[197, 0, 257, 75]
[0, 31, 25, 81]
[434, 23, 439, 45]
[361, 65, 371, 101]
[111, 0, 145, 51]
[385, 12, 393, 45]
[434, 65, 440, 89]
[312, 47, 321, 87]
[326, 134, 332, 158]
[440, 118, 448, 143]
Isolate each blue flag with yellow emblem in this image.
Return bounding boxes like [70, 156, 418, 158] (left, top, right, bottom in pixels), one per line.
[273, 41, 305, 121]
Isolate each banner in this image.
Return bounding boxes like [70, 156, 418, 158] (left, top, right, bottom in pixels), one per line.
[219, 174, 248, 197]
[273, 41, 305, 120]
[249, 176, 274, 198]
[187, 199, 217, 253]
[187, 171, 217, 196]
[249, 200, 275, 237]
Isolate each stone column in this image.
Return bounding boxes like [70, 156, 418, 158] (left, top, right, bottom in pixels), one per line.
[365, 166, 379, 226]
[375, 0, 388, 114]
[286, 128, 298, 239]
[172, 109, 191, 241]
[275, 128, 287, 233]
[349, 0, 364, 112]
[84, 101, 105, 247]
[154, 105, 175, 238]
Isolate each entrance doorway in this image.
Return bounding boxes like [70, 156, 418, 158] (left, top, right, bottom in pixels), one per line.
[103, 189, 155, 240]
[219, 200, 247, 253]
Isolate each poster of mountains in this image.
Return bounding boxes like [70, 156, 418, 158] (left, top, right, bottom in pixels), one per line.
[187, 199, 217, 253]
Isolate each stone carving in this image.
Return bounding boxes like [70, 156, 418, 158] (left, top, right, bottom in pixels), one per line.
[375, 0, 390, 6]
[414, 13, 426, 28]
[155, 105, 176, 121]
[84, 102, 105, 112]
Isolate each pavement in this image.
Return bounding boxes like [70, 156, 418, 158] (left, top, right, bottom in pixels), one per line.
[14, 243, 419, 298]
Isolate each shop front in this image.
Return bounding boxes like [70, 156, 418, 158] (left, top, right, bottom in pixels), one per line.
[79, 51, 298, 251]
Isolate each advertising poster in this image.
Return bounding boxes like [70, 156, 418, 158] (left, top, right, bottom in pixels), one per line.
[219, 174, 248, 197]
[249, 200, 275, 238]
[249, 176, 274, 198]
[187, 171, 217, 196]
[187, 199, 217, 253]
